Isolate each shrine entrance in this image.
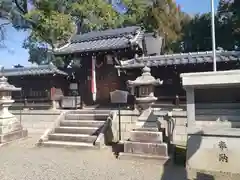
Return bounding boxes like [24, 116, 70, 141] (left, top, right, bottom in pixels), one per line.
[95, 56, 120, 105]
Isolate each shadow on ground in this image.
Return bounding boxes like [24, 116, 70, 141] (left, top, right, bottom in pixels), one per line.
[160, 130, 215, 180]
[110, 142, 124, 157]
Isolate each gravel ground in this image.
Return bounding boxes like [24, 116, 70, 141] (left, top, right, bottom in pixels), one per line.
[0, 135, 186, 180]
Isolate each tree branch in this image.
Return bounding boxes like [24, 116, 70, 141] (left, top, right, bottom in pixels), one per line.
[0, 22, 10, 27]
[14, 0, 28, 14]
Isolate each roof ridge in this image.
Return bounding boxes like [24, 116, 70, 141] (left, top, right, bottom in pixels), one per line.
[4, 64, 53, 71]
[71, 26, 142, 43]
[116, 50, 240, 69]
[2, 64, 67, 76]
[72, 34, 130, 43]
[135, 50, 240, 60]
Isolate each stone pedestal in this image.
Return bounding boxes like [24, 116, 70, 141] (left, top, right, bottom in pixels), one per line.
[119, 110, 169, 161]
[181, 70, 240, 179]
[119, 67, 168, 161]
[0, 76, 27, 145]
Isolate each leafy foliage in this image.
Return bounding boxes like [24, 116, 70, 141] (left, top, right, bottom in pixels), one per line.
[142, 0, 189, 53]
[182, 13, 213, 52]
[231, 0, 240, 47]
[71, 0, 124, 32]
[2, 0, 239, 65]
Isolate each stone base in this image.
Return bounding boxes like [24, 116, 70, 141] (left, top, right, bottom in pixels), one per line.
[118, 152, 170, 164]
[129, 130, 163, 143]
[124, 141, 168, 156]
[187, 167, 240, 180]
[0, 116, 23, 134]
[0, 129, 28, 144]
[120, 129, 168, 161]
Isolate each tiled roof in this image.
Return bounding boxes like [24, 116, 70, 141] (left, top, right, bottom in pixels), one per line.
[116, 51, 240, 69]
[1, 64, 68, 77]
[55, 26, 144, 55]
[71, 26, 141, 43]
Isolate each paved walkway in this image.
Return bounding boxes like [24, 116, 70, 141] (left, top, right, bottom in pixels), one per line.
[0, 135, 187, 180]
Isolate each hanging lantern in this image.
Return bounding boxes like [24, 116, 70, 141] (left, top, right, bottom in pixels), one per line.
[106, 54, 114, 65]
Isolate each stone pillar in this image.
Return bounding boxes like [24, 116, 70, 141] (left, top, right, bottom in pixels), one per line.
[185, 87, 195, 128]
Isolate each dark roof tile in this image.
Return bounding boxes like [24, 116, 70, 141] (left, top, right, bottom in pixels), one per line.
[117, 51, 240, 69]
[55, 26, 144, 55]
[1, 64, 67, 77]
[55, 36, 130, 55]
[71, 26, 141, 43]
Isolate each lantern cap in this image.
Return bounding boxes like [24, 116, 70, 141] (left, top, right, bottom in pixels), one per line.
[0, 76, 21, 92]
[127, 66, 162, 87]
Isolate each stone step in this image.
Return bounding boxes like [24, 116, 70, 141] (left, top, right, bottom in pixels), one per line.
[41, 140, 97, 149]
[66, 110, 111, 115]
[130, 131, 163, 143]
[60, 120, 105, 127]
[54, 126, 99, 135]
[133, 128, 159, 132]
[65, 114, 108, 120]
[124, 141, 168, 157]
[118, 152, 170, 164]
[48, 133, 97, 143]
[196, 103, 240, 109]
[195, 121, 240, 128]
[195, 115, 240, 122]
[196, 108, 240, 116]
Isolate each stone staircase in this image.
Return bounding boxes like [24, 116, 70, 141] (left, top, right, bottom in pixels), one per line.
[41, 110, 111, 148]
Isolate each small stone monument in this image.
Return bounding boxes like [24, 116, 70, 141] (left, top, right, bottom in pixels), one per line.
[181, 70, 240, 180]
[0, 71, 27, 144]
[119, 66, 169, 160]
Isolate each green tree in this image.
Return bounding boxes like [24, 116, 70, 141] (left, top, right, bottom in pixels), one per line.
[182, 13, 214, 52]
[23, 0, 148, 65]
[216, 0, 235, 50]
[1, 0, 191, 65]
[0, 0, 75, 65]
[71, 0, 124, 32]
[231, 0, 240, 47]
[182, 0, 240, 52]
[142, 0, 188, 53]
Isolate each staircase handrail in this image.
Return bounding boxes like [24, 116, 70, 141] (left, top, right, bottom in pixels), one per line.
[37, 111, 66, 145]
[95, 111, 117, 147]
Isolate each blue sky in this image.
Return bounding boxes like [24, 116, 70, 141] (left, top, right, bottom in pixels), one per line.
[0, 0, 220, 68]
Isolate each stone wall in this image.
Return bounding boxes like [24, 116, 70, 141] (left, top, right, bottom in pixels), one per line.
[11, 108, 188, 145]
[11, 110, 61, 135]
[172, 113, 187, 144]
[187, 132, 240, 180]
[110, 109, 188, 145]
[111, 110, 139, 142]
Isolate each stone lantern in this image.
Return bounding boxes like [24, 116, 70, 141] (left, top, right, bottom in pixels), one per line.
[119, 67, 168, 160]
[0, 75, 27, 144]
[127, 66, 162, 111]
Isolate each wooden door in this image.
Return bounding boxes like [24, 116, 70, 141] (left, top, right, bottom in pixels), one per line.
[96, 66, 120, 104]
